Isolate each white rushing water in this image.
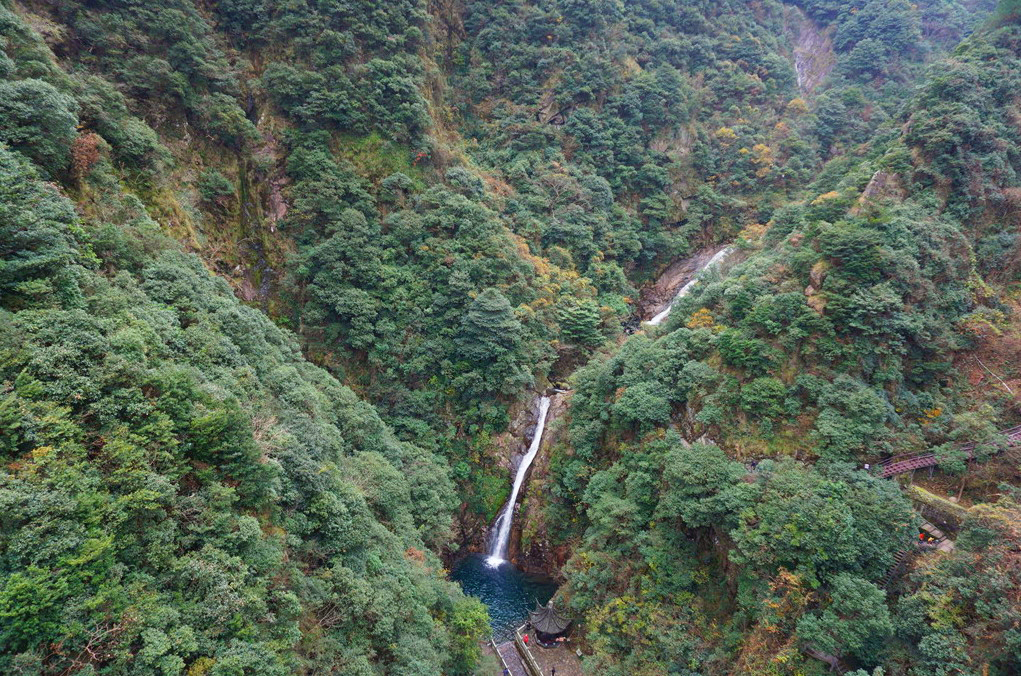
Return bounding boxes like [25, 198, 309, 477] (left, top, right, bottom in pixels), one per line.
[646, 246, 735, 326]
[486, 395, 552, 567]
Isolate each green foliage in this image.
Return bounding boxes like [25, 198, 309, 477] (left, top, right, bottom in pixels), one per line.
[282, 128, 579, 464]
[458, 288, 522, 363]
[445, 595, 492, 675]
[740, 377, 788, 420]
[1, 1, 1017, 674]
[72, 73, 168, 173]
[0, 148, 80, 310]
[0, 142, 472, 674]
[904, 21, 1021, 214]
[892, 495, 1021, 674]
[0, 79, 78, 176]
[200, 93, 260, 149]
[197, 168, 235, 204]
[729, 463, 914, 586]
[796, 573, 893, 660]
[559, 440, 912, 672]
[656, 442, 753, 530]
[813, 376, 891, 460]
[718, 329, 779, 376]
[253, 3, 429, 140]
[545, 23, 1014, 651]
[559, 300, 604, 348]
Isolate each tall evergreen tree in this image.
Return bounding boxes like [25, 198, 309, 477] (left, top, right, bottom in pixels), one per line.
[457, 287, 522, 363]
[559, 301, 603, 348]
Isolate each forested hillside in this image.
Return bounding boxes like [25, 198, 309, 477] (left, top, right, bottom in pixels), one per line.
[2, 0, 1021, 673]
[0, 3, 489, 673]
[548, 14, 1021, 676]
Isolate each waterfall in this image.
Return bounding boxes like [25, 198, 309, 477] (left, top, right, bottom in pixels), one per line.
[646, 246, 735, 326]
[486, 395, 552, 567]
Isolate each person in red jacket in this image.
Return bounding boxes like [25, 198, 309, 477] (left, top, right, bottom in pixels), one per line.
[523, 634, 529, 646]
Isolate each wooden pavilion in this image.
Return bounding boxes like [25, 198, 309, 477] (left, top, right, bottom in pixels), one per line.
[528, 600, 572, 645]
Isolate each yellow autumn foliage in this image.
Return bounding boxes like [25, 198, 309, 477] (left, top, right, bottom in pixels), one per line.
[811, 190, 842, 205]
[686, 308, 717, 329]
[715, 126, 738, 144]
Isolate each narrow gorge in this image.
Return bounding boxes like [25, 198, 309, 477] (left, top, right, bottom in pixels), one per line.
[2, 0, 1020, 673]
[452, 244, 742, 638]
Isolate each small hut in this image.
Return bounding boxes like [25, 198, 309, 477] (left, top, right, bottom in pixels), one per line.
[528, 600, 572, 645]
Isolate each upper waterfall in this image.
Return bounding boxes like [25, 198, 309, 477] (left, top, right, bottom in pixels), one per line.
[646, 246, 735, 326]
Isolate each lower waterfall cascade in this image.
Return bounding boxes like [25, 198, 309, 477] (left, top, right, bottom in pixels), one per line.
[486, 395, 552, 566]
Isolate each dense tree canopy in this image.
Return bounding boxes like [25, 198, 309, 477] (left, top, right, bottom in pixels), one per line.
[2, 0, 1021, 673]
[0, 114, 482, 676]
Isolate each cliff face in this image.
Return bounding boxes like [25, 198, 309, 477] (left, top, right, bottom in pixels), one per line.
[638, 245, 731, 321]
[512, 392, 572, 576]
[788, 8, 836, 95]
[451, 393, 553, 558]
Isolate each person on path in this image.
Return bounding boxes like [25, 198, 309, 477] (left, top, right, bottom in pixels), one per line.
[551, 668, 556, 676]
[523, 634, 529, 646]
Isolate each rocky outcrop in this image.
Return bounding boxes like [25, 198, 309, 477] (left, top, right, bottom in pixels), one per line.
[640, 245, 730, 321]
[804, 260, 829, 314]
[495, 395, 552, 472]
[534, 83, 575, 126]
[852, 170, 906, 214]
[788, 9, 835, 94]
[450, 502, 490, 561]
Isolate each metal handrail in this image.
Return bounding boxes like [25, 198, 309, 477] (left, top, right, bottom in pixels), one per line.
[874, 424, 1021, 477]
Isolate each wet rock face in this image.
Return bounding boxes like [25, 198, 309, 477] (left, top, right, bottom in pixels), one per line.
[790, 10, 835, 94]
[449, 394, 553, 561]
[511, 392, 572, 577]
[496, 397, 547, 471]
[639, 245, 729, 321]
[451, 502, 490, 559]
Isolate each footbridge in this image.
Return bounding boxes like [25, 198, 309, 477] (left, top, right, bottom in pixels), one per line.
[876, 424, 1021, 478]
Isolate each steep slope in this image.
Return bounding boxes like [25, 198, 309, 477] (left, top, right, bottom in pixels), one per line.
[2, 0, 1019, 673]
[0, 5, 489, 674]
[542, 16, 1021, 675]
[0, 142, 490, 674]
[5, 0, 994, 532]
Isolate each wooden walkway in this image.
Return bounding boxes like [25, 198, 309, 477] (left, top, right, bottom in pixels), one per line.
[876, 424, 1021, 477]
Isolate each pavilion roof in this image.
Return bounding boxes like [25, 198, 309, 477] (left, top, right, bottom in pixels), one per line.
[529, 600, 571, 634]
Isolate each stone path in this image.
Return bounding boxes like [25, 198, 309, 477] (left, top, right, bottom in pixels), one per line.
[919, 519, 955, 552]
[496, 640, 528, 676]
[530, 643, 585, 676]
